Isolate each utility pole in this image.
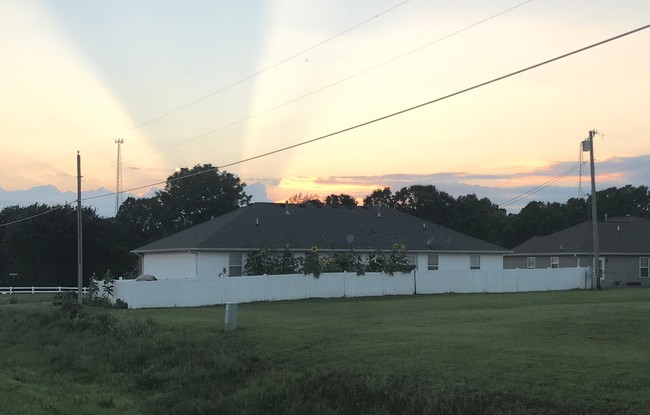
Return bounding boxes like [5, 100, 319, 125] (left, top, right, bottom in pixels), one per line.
[77, 152, 84, 304]
[585, 130, 601, 289]
[115, 138, 124, 216]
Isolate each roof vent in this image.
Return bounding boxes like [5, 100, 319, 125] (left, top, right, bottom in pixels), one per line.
[285, 201, 291, 215]
[617, 225, 620, 232]
[605, 213, 608, 221]
[559, 244, 563, 252]
[256, 218, 259, 226]
[377, 206, 383, 218]
[422, 223, 426, 230]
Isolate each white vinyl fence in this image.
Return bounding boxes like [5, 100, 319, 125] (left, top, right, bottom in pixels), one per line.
[1, 286, 89, 295]
[108, 268, 590, 309]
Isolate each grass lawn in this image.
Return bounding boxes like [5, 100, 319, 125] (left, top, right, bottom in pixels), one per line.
[1, 289, 649, 414]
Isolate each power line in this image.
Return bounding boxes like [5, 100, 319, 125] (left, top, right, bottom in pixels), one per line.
[76, 0, 413, 154]
[497, 161, 585, 209]
[18, 1, 415, 194]
[122, 0, 535, 165]
[211, 24, 650, 170]
[88, 22, 650, 204]
[601, 132, 650, 144]
[0, 205, 67, 228]
[43, 0, 535, 185]
[4, 23, 650, 225]
[0, 149, 586, 229]
[56, 23, 650, 202]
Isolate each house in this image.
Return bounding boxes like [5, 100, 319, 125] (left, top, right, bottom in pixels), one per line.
[503, 216, 650, 287]
[132, 203, 508, 279]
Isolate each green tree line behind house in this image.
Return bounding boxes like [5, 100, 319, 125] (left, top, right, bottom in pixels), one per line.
[0, 163, 648, 286]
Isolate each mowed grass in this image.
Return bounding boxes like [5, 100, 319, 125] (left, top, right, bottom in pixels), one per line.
[1, 289, 649, 414]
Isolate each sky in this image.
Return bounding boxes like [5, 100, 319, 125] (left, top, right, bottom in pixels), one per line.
[1, 0, 649, 217]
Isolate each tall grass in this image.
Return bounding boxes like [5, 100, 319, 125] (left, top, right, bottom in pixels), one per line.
[1, 289, 649, 414]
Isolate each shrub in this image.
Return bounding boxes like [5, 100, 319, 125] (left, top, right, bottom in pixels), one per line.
[88, 270, 115, 307]
[245, 246, 303, 276]
[246, 245, 415, 278]
[303, 248, 322, 278]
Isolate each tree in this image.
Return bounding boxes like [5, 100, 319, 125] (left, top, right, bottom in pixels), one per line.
[116, 196, 166, 248]
[325, 194, 357, 206]
[363, 187, 394, 208]
[287, 193, 322, 205]
[157, 164, 251, 233]
[0, 204, 124, 286]
[564, 197, 589, 223]
[454, 194, 509, 245]
[596, 185, 650, 219]
[393, 185, 456, 225]
[507, 201, 579, 247]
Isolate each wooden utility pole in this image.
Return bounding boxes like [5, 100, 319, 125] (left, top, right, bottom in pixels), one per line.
[77, 152, 84, 304]
[115, 138, 124, 216]
[587, 130, 601, 289]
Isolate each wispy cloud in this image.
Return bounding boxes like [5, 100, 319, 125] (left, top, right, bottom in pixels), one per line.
[2, 154, 647, 217]
[266, 154, 650, 212]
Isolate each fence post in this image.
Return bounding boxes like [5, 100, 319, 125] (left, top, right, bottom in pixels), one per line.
[32, 286, 35, 294]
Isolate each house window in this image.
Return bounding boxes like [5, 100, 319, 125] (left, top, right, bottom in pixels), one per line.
[427, 254, 439, 270]
[550, 257, 559, 269]
[527, 257, 536, 269]
[229, 252, 243, 276]
[470, 255, 480, 270]
[641, 257, 649, 278]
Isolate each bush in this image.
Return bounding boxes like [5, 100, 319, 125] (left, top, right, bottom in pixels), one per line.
[245, 247, 303, 276]
[88, 270, 116, 307]
[246, 245, 416, 278]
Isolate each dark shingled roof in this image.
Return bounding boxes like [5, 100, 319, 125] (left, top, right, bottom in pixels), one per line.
[511, 216, 650, 255]
[133, 203, 506, 253]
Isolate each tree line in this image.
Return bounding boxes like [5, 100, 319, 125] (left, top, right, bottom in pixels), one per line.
[1, 163, 648, 287]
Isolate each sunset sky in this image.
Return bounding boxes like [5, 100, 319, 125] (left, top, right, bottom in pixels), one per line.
[2, 0, 649, 216]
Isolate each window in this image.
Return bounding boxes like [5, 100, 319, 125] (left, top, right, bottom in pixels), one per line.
[550, 257, 559, 268]
[470, 255, 480, 270]
[527, 257, 536, 269]
[229, 252, 243, 276]
[641, 257, 649, 278]
[427, 254, 439, 270]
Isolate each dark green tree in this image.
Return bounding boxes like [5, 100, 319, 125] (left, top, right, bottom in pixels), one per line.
[0, 204, 125, 286]
[363, 187, 394, 208]
[393, 185, 456, 226]
[596, 185, 650, 219]
[508, 201, 579, 247]
[157, 164, 251, 234]
[325, 194, 357, 206]
[453, 194, 509, 245]
[287, 193, 322, 205]
[116, 195, 166, 248]
[564, 197, 589, 223]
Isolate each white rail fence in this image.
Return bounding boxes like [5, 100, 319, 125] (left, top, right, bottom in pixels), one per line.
[1, 286, 89, 295]
[107, 268, 590, 309]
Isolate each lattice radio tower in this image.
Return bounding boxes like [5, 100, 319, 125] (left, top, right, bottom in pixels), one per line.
[115, 138, 124, 215]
